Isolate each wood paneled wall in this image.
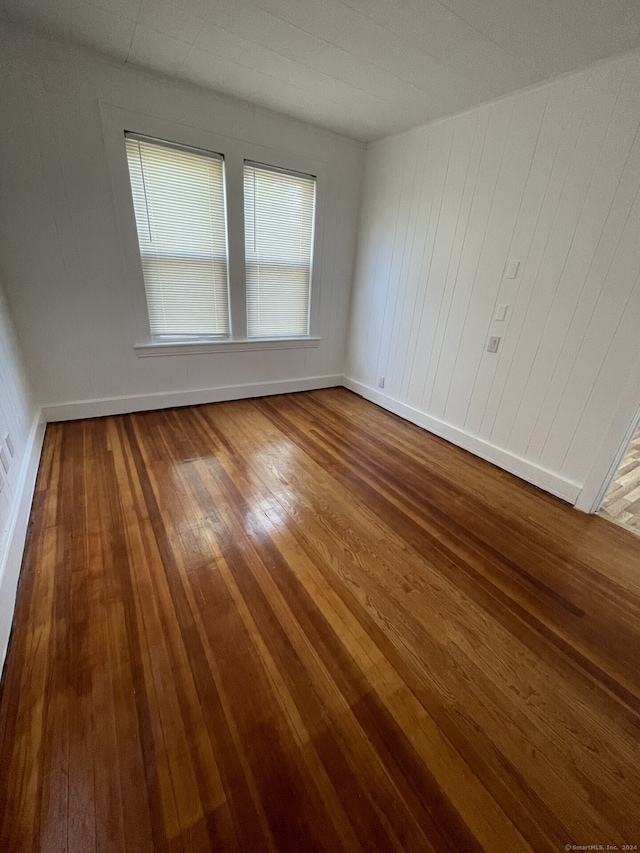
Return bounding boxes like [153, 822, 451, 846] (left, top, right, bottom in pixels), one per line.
[0, 281, 33, 557]
[0, 277, 37, 671]
[347, 48, 640, 499]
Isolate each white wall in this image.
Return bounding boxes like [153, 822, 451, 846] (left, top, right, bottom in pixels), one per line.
[346, 49, 640, 503]
[0, 24, 363, 419]
[0, 275, 42, 673]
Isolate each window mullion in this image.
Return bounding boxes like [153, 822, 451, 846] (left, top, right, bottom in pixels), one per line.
[225, 152, 248, 340]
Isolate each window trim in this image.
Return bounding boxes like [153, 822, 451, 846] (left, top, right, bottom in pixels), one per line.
[99, 101, 326, 356]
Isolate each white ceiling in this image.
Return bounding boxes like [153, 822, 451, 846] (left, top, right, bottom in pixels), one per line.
[3, 0, 640, 141]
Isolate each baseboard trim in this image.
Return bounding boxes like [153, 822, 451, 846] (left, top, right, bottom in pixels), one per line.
[343, 377, 581, 504]
[0, 412, 46, 677]
[43, 375, 344, 422]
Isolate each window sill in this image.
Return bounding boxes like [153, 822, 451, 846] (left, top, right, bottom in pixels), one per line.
[134, 336, 321, 357]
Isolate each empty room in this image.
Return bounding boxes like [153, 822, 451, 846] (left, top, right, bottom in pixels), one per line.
[1, 0, 640, 850]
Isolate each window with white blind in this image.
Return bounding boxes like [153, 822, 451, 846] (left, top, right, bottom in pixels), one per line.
[125, 134, 230, 339]
[244, 162, 316, 338]
[121, 127, 320, 351]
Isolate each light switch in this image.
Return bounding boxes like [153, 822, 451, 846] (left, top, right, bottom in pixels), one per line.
[487, 336, 501, 353]
[505, 259, 520, 279]
[494, 304, 508, 322]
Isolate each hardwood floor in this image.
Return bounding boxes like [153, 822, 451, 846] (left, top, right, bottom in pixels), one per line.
[1, 388, 639, 852]
[600, 423, 640, 535]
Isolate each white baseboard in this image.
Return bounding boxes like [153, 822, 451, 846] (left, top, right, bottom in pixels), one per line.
[343, 377, 581, 504]
[43, 374, 343, 422]
[0, 412, 46, 677]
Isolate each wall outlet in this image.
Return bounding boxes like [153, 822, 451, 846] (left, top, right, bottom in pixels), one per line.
[377, 375, 385, 388]
[487, 336, 501, 353]
[0, 448, 8, 473]
[4, 433, 14, 457]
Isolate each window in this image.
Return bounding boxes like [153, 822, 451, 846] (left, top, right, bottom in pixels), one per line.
[244, 163, 316, 338]
[125, 134, 230, 339]
[120, 124, 320, 351]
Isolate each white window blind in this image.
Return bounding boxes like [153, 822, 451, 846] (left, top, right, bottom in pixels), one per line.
[244, 162, 316, 338]
[125, 134, 230, 339]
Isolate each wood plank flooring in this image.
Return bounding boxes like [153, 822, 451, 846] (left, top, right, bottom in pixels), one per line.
[600, 423, 640, 534]
[1, 388, 640, 852]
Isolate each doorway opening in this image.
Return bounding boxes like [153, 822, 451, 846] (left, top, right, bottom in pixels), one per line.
[598, 422, 640, 535]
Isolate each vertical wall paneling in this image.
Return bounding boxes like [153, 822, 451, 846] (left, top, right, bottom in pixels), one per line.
[504, 64, 624, 459]
[0, 283, 31, 550]
[468, 79, 574, 439]
[482, 70, 598, 452]
[445, 89, 547, 429]
[398, 124, 454, 402]
[0, 277, 40, 673]
[410, 115, 484, 408]
[346, 49, 640, 499]
[427, 97, 514, 420]
[527, 67, 640, 465]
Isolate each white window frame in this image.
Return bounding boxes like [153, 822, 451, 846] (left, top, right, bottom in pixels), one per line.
[99, 102, 324, 357]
